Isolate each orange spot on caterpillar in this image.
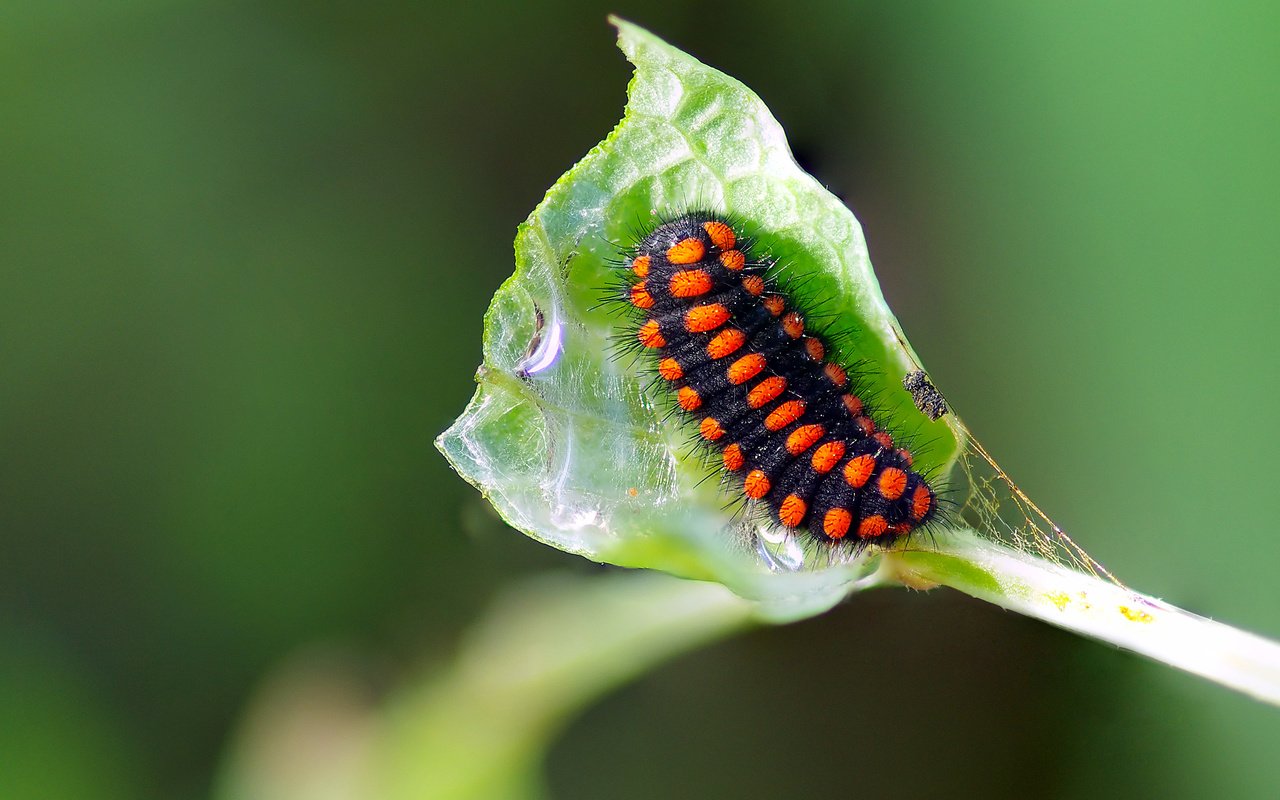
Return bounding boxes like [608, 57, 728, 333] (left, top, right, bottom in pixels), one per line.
[804, 337, 825, 360]
[786, 424, 824, 455]
[722, 443, 745, 471]
[685, 303, 730, 333]
[878, 467, 908, 500]
[764, 400, 805, 431]
[631, 255, 650, 277]
[911, 484, 933, 521]
[824, 363, 848, 387]
[762, 295, 785, 316]
[658, 358, 683, 381]
[844, 454, 876, 488]
[706, 328, 746, 359]
[897, 448, 914, 466]
[702, 220, 736, 250]
[854, 416, 875, 435]
[700, 416, 725, 441]
[889, 522, 913, 535]
[857, 515, 888, 539]
[746, 376, 786, 408]
[744, 469, 771, 499]
[779, 494, 807, 527]
[823, 508, 852, 539]
[719, 250, 745, 270]
[742, 275, 764, 296]
[727, 353, 766, 384]
[677, 386, 702, 411]
[873, 431, 894, 450]
[667, 237, 706, 265]
[638, 320, 665, 348]
[629, 282, 654, 309]
[842, 394, 863, 415]
[810, 441, 846, 474]
[669, 269, 713, 298]
[782, 312, 804, 339]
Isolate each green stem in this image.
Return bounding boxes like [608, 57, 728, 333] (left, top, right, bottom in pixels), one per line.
[374, 572, 755, 800]
[890, 529, 1280, 706]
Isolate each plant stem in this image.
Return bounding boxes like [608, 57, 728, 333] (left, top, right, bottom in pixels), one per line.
[888, 529, 1280, 706]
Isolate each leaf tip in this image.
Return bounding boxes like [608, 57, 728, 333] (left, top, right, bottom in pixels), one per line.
[608, 15, 660, 59]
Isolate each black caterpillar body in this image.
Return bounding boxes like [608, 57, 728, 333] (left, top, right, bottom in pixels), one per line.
[621, 212, 937, 545]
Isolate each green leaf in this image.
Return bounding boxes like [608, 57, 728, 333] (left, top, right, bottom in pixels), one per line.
[437, 17, 963, 622]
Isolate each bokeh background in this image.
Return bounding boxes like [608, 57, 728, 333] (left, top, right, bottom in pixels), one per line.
[4, 1, 1278, 798]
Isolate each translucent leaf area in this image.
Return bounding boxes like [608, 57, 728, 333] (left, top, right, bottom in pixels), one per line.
[438, 18, 962, 621]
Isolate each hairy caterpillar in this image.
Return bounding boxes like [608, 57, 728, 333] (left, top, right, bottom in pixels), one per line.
[618, 212, 938, 545]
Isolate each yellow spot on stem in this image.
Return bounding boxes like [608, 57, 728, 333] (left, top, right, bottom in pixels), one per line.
[1119, 606, 1154, 623]
[1046, 592, 1071, 611]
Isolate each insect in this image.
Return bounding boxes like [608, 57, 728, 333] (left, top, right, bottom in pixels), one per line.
[617, 211, 938, 546]
[903, 369, 948, 421]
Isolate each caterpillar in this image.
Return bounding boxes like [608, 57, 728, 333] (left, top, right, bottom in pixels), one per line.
[619, 212, 938, 546]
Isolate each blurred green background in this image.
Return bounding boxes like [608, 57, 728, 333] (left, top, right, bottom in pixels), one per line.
[3, 1, 1278, 798]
